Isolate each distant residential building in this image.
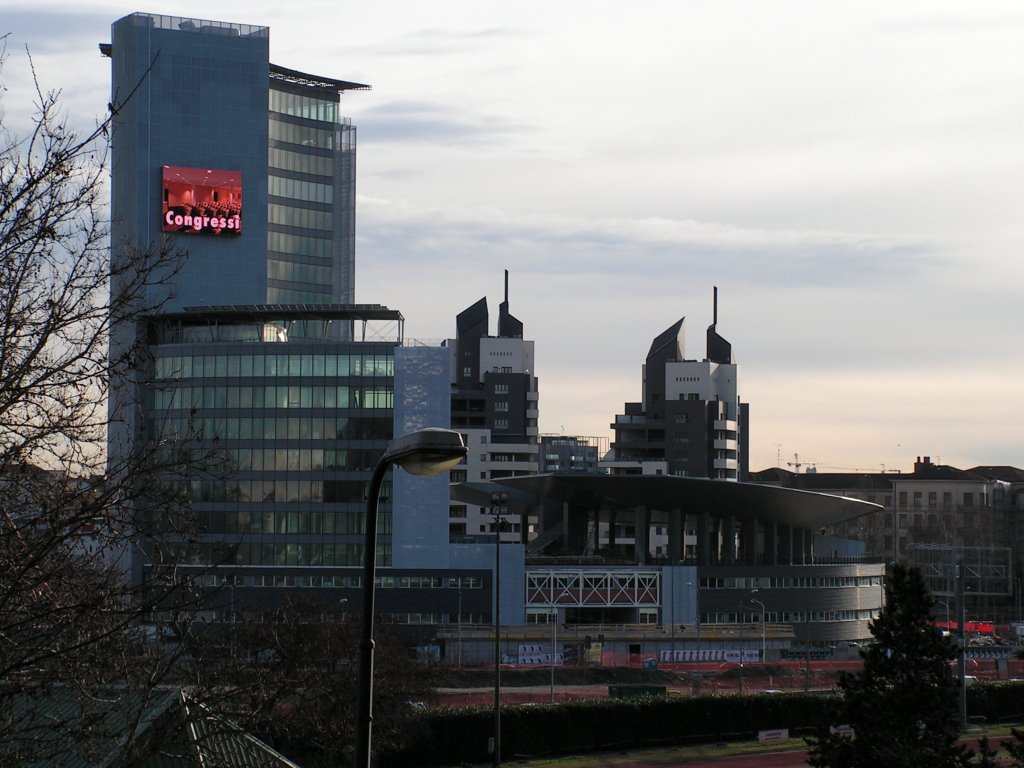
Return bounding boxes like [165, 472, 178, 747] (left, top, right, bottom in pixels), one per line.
[603, 289, 749, 480]
[446, 273, 539, 543]
[751, 456, 1022, 622]
[539, 435, 607, 474]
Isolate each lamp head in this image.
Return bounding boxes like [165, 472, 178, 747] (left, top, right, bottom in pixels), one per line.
[384, 427, 467, 477]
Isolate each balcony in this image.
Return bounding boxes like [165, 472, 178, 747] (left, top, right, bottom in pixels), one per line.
[713, 439, 738, 451]
[615, 415, 647, 425]
[714, 458, 738, 470]
[713, 419, 738, 431]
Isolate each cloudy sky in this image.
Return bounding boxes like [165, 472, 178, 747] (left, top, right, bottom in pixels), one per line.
[3, 1, 1022, 473]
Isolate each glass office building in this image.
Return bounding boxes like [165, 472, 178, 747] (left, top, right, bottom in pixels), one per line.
[104, 14, 496, 624]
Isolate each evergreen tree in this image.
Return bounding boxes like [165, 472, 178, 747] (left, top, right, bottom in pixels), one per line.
[1003, 728, 1024, 766]
[807, 563, 969, 768]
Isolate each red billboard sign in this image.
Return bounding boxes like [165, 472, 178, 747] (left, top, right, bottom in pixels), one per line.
[162, 166, 242, 235]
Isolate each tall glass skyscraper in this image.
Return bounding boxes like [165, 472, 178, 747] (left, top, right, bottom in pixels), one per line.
[104, 12, 365, 308]
[104, 14, 491, 624]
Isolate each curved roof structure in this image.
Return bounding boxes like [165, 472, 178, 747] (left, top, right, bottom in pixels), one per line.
[453, 473, 881, 529]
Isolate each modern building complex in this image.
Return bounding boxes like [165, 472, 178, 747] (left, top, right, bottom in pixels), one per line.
[102, 13, 498, 627]
[451, 473, 884, 649]
[104, 12, 893, 659]
[603, 289, 749, 481]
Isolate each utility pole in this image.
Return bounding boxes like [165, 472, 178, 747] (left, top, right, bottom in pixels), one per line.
[490, 490, 508, 767]
[957, 558, 967, 731]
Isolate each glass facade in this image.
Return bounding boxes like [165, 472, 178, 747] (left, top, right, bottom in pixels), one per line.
[267, 83, 356, 305]
[144, 326, 397, 577]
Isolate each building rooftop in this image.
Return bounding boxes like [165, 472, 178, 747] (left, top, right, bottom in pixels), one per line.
[454, 473, 881, 529]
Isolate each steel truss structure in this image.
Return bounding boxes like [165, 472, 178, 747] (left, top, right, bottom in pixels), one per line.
[526, 569, 660, 607]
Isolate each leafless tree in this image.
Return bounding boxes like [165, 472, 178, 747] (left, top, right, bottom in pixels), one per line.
[0, 40, 209, 764]
[184, 597, 436, 768]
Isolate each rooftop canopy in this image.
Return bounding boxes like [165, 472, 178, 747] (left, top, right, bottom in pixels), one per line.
[453, 473, 881, 529]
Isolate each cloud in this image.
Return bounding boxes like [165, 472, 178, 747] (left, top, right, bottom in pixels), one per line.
[357, 100, 529, 145]
[356, 195, 931, 287]
[346, 25, 531, 57]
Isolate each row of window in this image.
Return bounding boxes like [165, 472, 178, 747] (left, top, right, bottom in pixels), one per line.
[153, 504, 389, 535]
[205, 572, 363, 588]
[268, 230, 334, 259]
[163, 540, 390, 567]
[218, 447, 390, 472]
[486, 452, 534, 462]
[152, 385, 393, 411]
[153, 353, 394, 380]
[149, 414, 392, 441]
[269, 117, 334, 149]
[268, 258, 333, 288]
[699, 575, 882, 589]
[203, 573, 485, 590]
[269, 203, 333, 231]
[269, 175, 334, 205]
[269, 89, 339, 123]
[897, 491, 987, 509]
[188, 478, 393, 506]
[152, 320, 347, 345]
[706, 609, 877, 624]
[269, 146, 334, 178]
[267, 287, 333, 304]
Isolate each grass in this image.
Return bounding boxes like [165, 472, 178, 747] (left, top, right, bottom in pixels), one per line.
[482, 724, 1024, 768]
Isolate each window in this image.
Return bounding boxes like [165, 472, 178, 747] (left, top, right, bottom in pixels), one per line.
[963, 492, 974, 508]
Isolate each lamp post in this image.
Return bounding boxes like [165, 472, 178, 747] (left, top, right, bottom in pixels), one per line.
[936, 599, 951, 633]
[550, 589, 571, 703]
[738, 615, 745, 694]
[490, 490, 509, 768]
[750, 590, 766, 661]
[355, 428, 466, 768]
[687, 581, 701, 684]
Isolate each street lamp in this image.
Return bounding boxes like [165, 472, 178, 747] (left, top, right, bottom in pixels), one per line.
[750, 589, 766, 661]
[688, 581, 701, 684]
[549, 588, 572, 703]
[490, 490, 509, 768]
[457, 578, 463, 668]
[936, 600, 951, 633]
[355, 428, 466, 768]
[738, 613, 745, 694]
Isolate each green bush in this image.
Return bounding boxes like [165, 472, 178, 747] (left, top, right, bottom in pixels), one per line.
[384, 692, 832, 767]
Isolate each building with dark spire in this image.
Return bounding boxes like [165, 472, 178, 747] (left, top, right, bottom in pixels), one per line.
[604, 288, 749, 481]
[447, 272, 539, 542]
